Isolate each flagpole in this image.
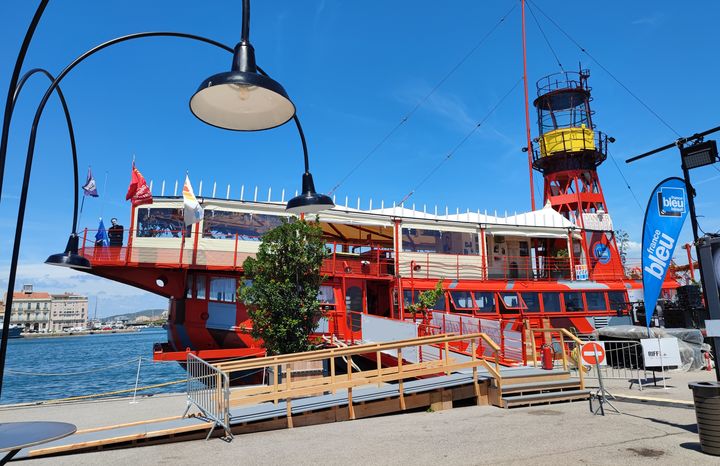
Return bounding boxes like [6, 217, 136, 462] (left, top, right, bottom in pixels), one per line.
[100, 170, 108, 218]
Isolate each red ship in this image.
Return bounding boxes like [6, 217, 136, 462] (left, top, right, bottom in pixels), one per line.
[65, 70, 678, 368]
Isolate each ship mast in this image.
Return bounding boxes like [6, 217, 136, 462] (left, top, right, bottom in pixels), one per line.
[521, 0, 536, 211]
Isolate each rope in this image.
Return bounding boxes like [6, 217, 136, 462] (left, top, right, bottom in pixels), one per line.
[526, 2, 564, 72]
[35, 379, 187, 405]
[527, 0, 681, 138]
[328, 2, 518, 195]
[7, 357, 142, 377]
[398, 77, 523, 205]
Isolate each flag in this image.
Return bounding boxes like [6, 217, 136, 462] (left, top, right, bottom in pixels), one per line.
[82, 167, 98, 197]
[125, 162, 153, 207]
[95, 218, 109, 246]
[641, 177, 689, 327]
[182, 174, 204, 226]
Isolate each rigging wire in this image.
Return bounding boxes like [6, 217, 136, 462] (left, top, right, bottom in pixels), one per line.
[525, 2, 564, 73]
[527, 0, 681, 138]
[607, 148, 644, 212]
[398, 77, 523, 205]
[328, 2, 519, 195]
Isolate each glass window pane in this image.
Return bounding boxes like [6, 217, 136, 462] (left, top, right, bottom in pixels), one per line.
[185, 275, 194, 299]
[346, 286, 363, 312]
[403, 290, 419, 307]
[473, 292, 496, 313]
[450, 291, 474, 309]
[136, 208, 191, 238]
[521, 292, 540, 312]
[318, 285, 335, 304]
[196, 276, 206, 300]
[542, 292, 561, 313]
[564, 292, 584, 312]
[203, 211, 284, 240]
[608, 291, 627, 312]
[209, 277, 236, 302]
[586, 292, 607, 311]
[500, 292, 521, 309]
[433, 293, 446, 311]
[401, 228, 478, 255]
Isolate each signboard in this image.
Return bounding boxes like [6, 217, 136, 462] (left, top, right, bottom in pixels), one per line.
[640, 338, 681, 367]
[581, 342, 606, 366]
[575, 264, 589, 281]
[641, 178, 689, 327]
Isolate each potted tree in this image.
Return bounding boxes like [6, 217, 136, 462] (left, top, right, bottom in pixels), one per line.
[238, 218, 327, 381]
[551, 248, 570, 279]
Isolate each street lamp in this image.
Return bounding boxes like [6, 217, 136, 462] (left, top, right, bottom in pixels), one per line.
[0, 2, 333, 398]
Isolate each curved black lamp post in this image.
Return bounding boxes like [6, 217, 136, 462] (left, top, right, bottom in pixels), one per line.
[0, 5, 333, 398]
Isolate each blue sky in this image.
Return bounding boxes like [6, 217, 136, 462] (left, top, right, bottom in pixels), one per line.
[1, 1, 719, 316]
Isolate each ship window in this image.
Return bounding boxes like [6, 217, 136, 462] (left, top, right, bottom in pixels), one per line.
[185, 275, 194, 299]
[196, 275, 206, 300]
[542, 292, 561, 313]
[521, 292, 540, 312]
[202, 210, 285, 240]
[403, 290, 419, 308]
[136, 208, 191, 238]
[563, 292, 584, 312]
[473, 292, 496, 313]
[586, 292, 607, 311]
[500, 292, 522, 309]
[608, 291, 628, 312]
[210, 277, 236, 303]
[449, 291, 474, 314]
[346, 286, 363, 312]
[318, 285, 336, 304]
[401, 228, 478, 255]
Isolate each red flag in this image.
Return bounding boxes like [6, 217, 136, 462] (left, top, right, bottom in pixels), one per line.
[125, 162, 153, 207]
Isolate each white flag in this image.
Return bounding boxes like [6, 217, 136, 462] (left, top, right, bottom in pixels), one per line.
[182, 175, 204, 226]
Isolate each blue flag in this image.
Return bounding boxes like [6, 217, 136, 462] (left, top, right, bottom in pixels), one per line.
[641, 177, 688, 327]
[95, 218, 109, 246]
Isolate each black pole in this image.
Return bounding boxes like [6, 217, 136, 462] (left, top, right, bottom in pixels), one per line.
[0, 1, 49, 197]
[679, 144, 719, 381]
[241, 0, 251, 43]
[0, 68, 78, 399]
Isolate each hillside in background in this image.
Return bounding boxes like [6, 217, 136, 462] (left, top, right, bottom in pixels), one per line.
[101, 309, 167, 321]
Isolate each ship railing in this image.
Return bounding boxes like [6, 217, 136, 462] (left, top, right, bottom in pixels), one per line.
[401, 253, 576, 281]
[322, 241, 395, 277]
[185, 353, 232, 440]
[525, 324, 586, 390]
[211, 332, 504, 424]
[419, 311, 525, 366]
[532, 129, 609, 162]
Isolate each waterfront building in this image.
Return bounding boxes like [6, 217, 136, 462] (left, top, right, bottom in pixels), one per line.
[2, 285, 52, 332]
[50, 292, 89, 332]
[0, 285, 88, 332]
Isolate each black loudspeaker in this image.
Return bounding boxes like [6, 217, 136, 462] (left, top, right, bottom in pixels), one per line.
[677, 284, 703, 309]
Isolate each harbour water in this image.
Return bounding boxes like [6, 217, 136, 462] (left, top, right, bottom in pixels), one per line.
[1, 328, 186, 406]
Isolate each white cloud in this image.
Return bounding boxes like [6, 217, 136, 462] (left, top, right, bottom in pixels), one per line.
[0, 262, 166, 317]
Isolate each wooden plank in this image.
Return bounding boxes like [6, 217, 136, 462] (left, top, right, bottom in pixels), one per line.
[74, 416, 184, 434]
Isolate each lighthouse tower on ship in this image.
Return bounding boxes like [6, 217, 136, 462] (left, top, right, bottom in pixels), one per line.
[531, 69, 623, 278]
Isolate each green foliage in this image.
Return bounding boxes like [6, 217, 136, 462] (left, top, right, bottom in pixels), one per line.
[407, 281, 444, 314]
[238, 218, 327, 355]
[555, 248, 569, 258]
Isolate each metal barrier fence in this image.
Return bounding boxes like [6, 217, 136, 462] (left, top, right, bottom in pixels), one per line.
[580, 340, 652, 391]
[185, 353, 231, 439]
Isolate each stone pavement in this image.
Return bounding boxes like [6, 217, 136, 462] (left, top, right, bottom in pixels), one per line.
[2, 369, 716, 465]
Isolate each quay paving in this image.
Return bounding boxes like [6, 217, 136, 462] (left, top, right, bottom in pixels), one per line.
[0, 369, 715, 465]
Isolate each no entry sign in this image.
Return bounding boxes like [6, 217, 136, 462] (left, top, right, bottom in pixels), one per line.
[581, 342, 607, 366]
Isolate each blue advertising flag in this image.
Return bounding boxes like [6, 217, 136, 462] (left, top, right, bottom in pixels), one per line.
[641, 177, 689, 327]
[95, 218, 109, 246]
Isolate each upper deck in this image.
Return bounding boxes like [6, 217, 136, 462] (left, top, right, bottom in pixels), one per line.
[76, 196, 628, 285]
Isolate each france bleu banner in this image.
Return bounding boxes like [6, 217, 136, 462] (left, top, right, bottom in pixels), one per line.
[641, 177, 689, 327]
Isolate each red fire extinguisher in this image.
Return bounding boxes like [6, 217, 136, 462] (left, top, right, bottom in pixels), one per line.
[541, 344, 554, 370]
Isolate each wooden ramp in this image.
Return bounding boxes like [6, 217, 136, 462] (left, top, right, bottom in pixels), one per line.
[14, 366, 571, 460]
[14, 331, 589, 460]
